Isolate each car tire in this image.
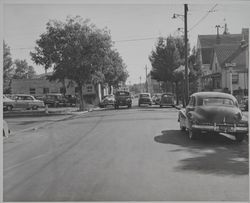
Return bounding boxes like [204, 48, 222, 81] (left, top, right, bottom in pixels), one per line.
[138, 103, 140, 107]
[7, 105, 13, 111]
[128, 104, 131, 108]
[235, 134, 244, 142]
[188, 128, 198, 140]
[179, 122, 186, 131]
[160, 105, 162, 108]
[32, 105, 38, 110]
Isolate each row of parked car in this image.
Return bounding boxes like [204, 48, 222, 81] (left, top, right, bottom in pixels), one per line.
[3, 93, 78, 111]
[99, 91, 175, 108]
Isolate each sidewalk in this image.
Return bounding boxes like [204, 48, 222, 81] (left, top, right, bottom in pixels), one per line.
[3, 105, 101, 118]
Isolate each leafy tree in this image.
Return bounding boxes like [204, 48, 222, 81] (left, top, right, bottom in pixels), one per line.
[3, 41, 14, 93]
[149, 36, 181, 92]
[31, 16, 120, 111]
[13, 59, 36, 79]
[103, 49, 129, 93]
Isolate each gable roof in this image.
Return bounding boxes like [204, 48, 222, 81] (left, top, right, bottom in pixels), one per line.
[201, 48, 213, 64]
[213, 44, 239, 66]
[198, 34, 242, 48]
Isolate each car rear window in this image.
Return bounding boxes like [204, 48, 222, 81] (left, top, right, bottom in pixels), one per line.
[116, 92, 130, 96]
[140, 94, 150, 98]
[201, 97, 235, 106]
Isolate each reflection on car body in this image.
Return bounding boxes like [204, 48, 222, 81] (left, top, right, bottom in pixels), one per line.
[3, 120, 10, 137]
[178, 92, 248, 142]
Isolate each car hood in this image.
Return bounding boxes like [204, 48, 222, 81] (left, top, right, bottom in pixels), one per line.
[194, 105, 242, 123]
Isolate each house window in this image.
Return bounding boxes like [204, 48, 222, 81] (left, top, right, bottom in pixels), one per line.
[60, 87, 66, 94]
[75, 87, 79, 93]
[86, 85, 93, 93]
[43, 88, 49, 94]
[232, 74, 239, 84]
[30, 88, 36, 94]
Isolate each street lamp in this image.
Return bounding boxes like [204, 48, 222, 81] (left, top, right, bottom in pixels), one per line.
[172, 13, 184, 21]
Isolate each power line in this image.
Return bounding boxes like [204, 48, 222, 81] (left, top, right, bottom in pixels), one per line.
[189, 4, 218, 32]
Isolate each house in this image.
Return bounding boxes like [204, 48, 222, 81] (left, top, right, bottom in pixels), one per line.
[10, 72, 106, 105]
[196, 27, 248, 98]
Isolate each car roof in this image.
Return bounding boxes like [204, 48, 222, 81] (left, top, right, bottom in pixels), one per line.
[191, 92, 236, 100]
[14, 94, 35, 97]
[140, 93, 150, 95]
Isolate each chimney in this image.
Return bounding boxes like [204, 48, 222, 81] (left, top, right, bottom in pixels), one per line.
[215, 25, 221, 44]
[223, 23, 229, 35]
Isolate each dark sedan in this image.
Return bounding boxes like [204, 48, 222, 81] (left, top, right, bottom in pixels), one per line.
[178, 92, 248, 142]
[138, 93, 152, 107]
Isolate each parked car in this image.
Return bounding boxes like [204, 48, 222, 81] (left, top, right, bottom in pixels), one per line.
[99, 94, 115, 108]
[3, 95, 15, 111]
[65, 95, 77, 106]
[43, 93, 67, 107]
[10, 94, 45, 110]
[152, 93, 162, 105]
[240, 96, 248, 111]
[114, 91, 132, 109]
[178, 92, 248, 142]
[138, 93, 152, 106]
[3, 120, 10, 137]
[160, 93, 175, 107]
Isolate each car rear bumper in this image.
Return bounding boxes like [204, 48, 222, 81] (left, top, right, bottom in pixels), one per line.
[192, 124, 248, 134]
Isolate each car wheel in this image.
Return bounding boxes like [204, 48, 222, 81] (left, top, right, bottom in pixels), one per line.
[160, 105, 162, 108]
[32, 105, 38, 110]
[7, 105, 13, 111]
[188, 128, 198, 140]
[235, 134, 244, 142]
[138, 103, 140, 107]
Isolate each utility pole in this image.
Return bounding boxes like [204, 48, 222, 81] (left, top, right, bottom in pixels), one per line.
[145, 65, 148, 92]
[139, 76, 142, 93]
[184, 4, 189, 107]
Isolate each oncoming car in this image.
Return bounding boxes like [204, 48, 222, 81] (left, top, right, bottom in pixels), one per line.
[178, 92, 248, 142]
[138, 93, 152, 106]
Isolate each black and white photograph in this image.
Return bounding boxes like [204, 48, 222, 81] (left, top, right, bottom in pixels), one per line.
[2, 0, 249, 201]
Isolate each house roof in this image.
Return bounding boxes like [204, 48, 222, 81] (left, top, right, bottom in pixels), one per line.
[213, 44, 239, 66]
[198, 34, 243, 48]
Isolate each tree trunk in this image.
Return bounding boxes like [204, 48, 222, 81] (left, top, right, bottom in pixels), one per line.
[175, 81, 179, 105]
[78, 83, 85, 111]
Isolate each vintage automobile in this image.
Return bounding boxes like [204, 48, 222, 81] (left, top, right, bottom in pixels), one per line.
[178, 92, 248, 142]
[3, 95, 15, 111]
[43, 93, 67, 107]
[138, 93, 152, 106]
[114, 90, 132, 109]
[12, 94, 45, 110]
[160, 93, 175, 107]
[99, 94, 115, 108]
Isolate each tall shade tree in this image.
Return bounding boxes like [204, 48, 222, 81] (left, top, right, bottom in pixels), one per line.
[149, 36, 181, 91]
[3, 41, 14, 93]
[13, 59, 36, 79]
[103, 49, 129, 93]
[30, 16, 115, 111]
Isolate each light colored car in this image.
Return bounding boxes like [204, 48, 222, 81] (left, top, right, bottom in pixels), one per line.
[3, 95, 15, 111]
[178, 92, 248, 142]
[11, 94, 45, 110]
[99, 94, 115, 108]
[3, 120, 10, 137]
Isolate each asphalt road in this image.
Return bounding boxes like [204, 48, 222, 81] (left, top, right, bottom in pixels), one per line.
[3, 106, 249, 201]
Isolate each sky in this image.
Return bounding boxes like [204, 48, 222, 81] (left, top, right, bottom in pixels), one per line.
[3, 0, 250, 84]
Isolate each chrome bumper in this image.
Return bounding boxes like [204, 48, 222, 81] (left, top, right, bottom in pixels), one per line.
[192, 124, 248, 133]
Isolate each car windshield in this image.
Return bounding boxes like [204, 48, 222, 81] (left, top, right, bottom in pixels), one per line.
[201, 97, 235, 106]
[116, 92, 129, 96]
[140, 94, 150, 98]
